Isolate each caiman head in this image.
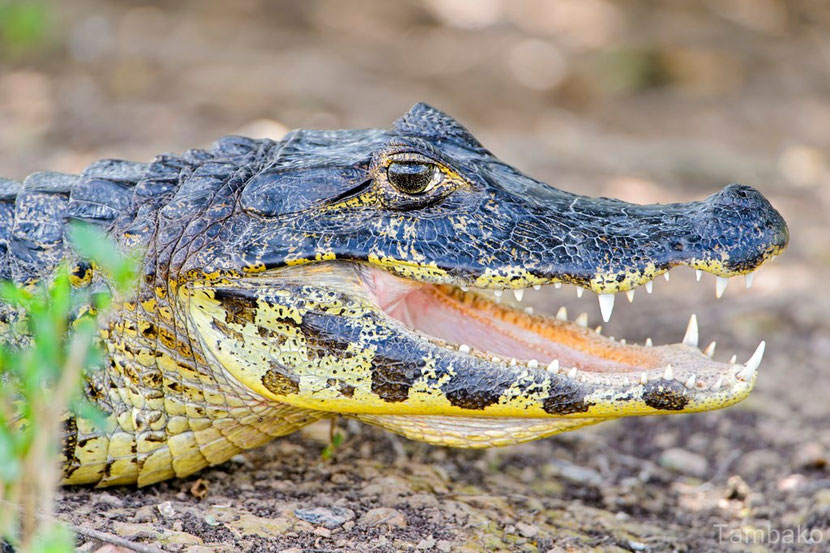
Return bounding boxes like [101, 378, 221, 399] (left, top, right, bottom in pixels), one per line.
[182, 103, 788, 447]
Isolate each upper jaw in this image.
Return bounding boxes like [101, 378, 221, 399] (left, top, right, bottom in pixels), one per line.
[452, 165, 789, 296]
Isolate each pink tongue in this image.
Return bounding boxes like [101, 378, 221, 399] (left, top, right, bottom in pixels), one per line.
[367, 268, 551, 362]
[369, 268, 426, 312]
[386, 287, 550, 361]
[365, 267, 634, 372]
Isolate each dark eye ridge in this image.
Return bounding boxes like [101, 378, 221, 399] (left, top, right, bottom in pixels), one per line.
[387, 162, 438, 194]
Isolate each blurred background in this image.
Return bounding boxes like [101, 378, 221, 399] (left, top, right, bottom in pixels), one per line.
[2, 1, 829, 551]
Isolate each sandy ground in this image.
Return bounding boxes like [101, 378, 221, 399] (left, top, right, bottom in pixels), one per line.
[2, 1, 829, 551]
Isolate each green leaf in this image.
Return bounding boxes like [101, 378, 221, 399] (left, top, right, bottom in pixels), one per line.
[0, 427, 22, 480]
[68, 222, 139, 295]
[321, 431, 344, 461]
[29, 522, 75, 553]
[69, 399, 111, 432]
[68, 223, 122, 271]
[0, 280, 32, 307]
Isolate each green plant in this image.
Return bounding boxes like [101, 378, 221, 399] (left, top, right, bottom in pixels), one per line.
[0, 224, 139, 552]
[0, 0, 51, 57]
[321, 419, 344, 461]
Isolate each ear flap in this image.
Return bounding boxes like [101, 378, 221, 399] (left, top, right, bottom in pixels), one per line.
[394, 103, 487, 152]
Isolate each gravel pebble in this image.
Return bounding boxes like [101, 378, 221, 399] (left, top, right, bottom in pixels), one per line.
[93, 492, 124, 508]
[658, 448, 709, 477]
[435, 540, 452, 552]
[294, 506, 355, 529]
[313, 526, 332, 538]
[358, 507, 407, 528]
[157, 501, 176, 518]
[516, 522, 539, 538]
[794, 442, 827, 469]
[416, 536, 436, 549]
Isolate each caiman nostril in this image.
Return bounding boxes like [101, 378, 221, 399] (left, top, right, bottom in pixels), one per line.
[713, 183, 768, 209]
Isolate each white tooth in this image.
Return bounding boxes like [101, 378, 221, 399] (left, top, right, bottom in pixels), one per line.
[645, 337, 653, 347]
[745, 273, 754, 289]
[715, 277, 728, 299]
[554, 282, 562, 289]
[619, 338, 626, 345]
[735, 365, 753, 381]
[729, 354, 737, 365]
[623, 376, 630, 386]
[510, 358, 517, 366]
[533, 284, 541, 291]
[682, 314, 699, 347]
[640, 372, 648, 384]
[684, 374, 696, 389]
[645, 280, 653, 294]
[626, 289, 635, 303]
[513, 288, 525, 302]
[703, 341, 716, 357]
[580, 375, 588, 383]
[711, 377, 723, 392]
[556, 306, 568, 321]
[695, 269, 702, 281]
[608, 336, 615, 342]
[568, 367, 578, 378]
[527, 359, 539, 369]
[576, 287, 584, 298]
[594, 325, 602, 335]
[598, 293, 615, 323]
[663, 272, 670, 282]
[744, 341, 766, 373]
[547, 359, 559, 373]
[493, 289, 503, 298]
[460, 285, 469, 292]
[575, 313, 588, 327]
[663, 364, 674, 380]
[458, 344, 471, 353]
[524, 306, 534, 315]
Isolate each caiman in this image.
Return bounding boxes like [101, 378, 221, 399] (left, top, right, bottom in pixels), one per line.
[0, 104, 788, 487]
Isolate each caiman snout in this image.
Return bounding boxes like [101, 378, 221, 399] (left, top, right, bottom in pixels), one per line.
[695, 183, 789, 274]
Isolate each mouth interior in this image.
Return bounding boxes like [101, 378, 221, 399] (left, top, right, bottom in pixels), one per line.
[367, 267, 659, 374]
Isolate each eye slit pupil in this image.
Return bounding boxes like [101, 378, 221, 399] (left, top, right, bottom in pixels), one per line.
[387, 162, 434, 194]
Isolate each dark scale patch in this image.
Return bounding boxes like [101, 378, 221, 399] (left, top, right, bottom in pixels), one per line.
[211, 318, 244, 342]
[140, 322, 158, 339]
[255, 324, 289, 347]
[142, 371, 163, 388]
[85, 380, 107, 402]
[157, 326, 179, 350]
[339, 381, 355, 398]
[444, 386, 503, 411]
[213, 288, 258, 325]
[103, 460, 114, 479]
[542, 382, 593, 415]
[70, 261, 93, 286]
[370, 356, 424, 403]
[642, 380, 690, 411]
[61, 416, 80, 478]
[441, 365, 511, 411]
[262, 365, 300, 396]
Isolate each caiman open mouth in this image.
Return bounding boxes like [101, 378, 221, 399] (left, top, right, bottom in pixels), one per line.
[362, 265, 765, 396]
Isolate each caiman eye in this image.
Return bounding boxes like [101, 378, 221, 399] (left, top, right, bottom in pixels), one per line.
[387, 162, 442, 195]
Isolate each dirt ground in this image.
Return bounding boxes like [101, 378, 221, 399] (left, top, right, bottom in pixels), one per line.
[2, 1, 829, 551]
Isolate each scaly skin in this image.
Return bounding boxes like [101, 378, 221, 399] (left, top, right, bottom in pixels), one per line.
[0, 104, 788, 487]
